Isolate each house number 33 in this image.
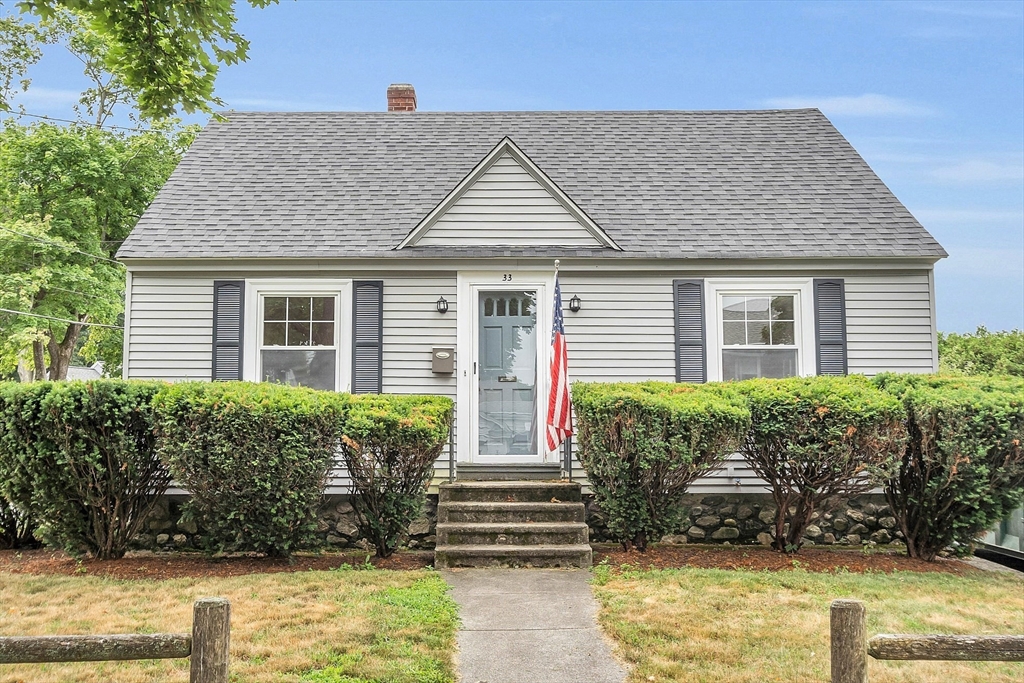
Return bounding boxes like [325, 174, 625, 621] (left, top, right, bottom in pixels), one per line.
[502, 273, 513, 281]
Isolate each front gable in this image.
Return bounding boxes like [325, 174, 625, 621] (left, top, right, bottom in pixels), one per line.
[398, 137, 619, 250]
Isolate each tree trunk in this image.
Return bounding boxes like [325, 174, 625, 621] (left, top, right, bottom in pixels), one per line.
[16, 358, 33, 382]
[46, 318, 86, 381]
[32, 340, 47, 381]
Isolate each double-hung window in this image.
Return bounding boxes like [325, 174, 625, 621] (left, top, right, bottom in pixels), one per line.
[705, 279, 816, 382]
[243, 280, 352, 391]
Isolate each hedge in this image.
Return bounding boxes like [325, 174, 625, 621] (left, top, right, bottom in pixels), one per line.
[573, 381, 750, 551]
[735, 376, 906, 553]
[340, 394, 453, 557]
[0, 495, 38, 549]
[153, 381, 348, 557]
[873, 373, 1024, 560]
[0, 380, 167, 558]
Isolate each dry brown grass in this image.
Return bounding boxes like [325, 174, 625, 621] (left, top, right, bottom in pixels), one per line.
[592, 564, 1024, 683]
[0, 567, 456, 682]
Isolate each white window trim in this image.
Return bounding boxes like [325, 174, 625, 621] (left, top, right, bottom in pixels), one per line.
[704, 278, 816, 382]
[243, 279, 353, 392]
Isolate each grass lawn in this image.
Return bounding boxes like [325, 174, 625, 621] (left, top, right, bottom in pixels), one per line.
[592, 562, 1024, 683]
[0, 566, 458, 683]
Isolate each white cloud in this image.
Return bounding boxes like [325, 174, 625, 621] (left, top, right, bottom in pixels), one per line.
[936, 247, 1024, 279]
[913, 209, 1024, 225]
[761, 94, 937, 117]
[11, 87, 81, 107]
[914, 2, 1023, 20]
[930, 160, 1024, 184]
[224, 96, 360, 111]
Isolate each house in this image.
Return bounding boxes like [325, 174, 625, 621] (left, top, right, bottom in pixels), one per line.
[117, 84, 945, 562]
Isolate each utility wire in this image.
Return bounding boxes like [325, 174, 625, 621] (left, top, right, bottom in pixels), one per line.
[0, 226, 124, 266]
[0, 308, 123, 329]
[2, 111, 150, 133]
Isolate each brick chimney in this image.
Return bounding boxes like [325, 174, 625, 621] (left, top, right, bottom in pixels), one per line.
[387, 84, 417, 112]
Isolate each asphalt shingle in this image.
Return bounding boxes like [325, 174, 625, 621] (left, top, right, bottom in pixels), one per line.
[117, 109, 946, 260]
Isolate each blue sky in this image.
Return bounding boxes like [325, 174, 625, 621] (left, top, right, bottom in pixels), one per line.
[10, 0, 1023, 332]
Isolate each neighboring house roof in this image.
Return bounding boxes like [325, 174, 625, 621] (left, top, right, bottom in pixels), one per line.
[117, 109, 946, 261]
[65, 362, 104, 380]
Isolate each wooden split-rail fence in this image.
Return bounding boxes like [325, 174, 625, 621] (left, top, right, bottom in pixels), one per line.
[830, 599, 1024, 683]
[0, 597, 230, 683]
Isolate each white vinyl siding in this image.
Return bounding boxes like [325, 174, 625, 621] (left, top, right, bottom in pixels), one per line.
[383, 276, 459, 487]
[415, 154, 604, 247]
[125, 265, 937, 495]
[845, 273, 936, 374]
[559, 274, 677, 382]
[126, 275, 214, 381]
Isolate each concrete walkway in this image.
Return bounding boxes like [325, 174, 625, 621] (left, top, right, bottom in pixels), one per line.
[443, 569, 627, 683]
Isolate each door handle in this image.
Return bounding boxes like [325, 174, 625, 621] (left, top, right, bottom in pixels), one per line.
[498, 375, 518, 383]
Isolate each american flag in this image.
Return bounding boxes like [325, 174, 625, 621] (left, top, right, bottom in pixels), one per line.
[546, 275, 573, 452]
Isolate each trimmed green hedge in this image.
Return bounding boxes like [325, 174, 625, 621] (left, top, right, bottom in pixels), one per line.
[736, 376, 906, 552]
[340, 394, 453, 558]
[573, 381, 750, 551]
[153, 381, 348, 557]
[873, 373, 1024, 560]
[0, 380, 167, 558]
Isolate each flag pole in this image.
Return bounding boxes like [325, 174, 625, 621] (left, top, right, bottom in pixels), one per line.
[552, 259, 572, 482]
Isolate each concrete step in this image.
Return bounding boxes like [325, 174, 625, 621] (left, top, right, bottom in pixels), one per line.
[434, 543, 593, 569]
[438, 501, 586, 524]
[436, 522, 589, 546]
[439, 480, 582, 504]
[454, 463, 562, 481]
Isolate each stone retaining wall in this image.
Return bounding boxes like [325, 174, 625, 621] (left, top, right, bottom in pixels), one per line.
[585, 492, 901, 547]
[133, 491, 900, 552]
[131, 495, 439, 552]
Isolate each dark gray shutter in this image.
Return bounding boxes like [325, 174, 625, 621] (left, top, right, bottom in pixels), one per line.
[814, 278, 848, 375]
[212, 280, 244, 381]
[352, 280, 384, 393]
[673, 279, 706, 383]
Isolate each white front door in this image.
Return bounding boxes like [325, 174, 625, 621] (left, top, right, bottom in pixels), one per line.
[457, 272, 552, 464]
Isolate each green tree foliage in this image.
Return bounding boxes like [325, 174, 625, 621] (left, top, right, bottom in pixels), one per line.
[736, 376, 906, 553]
[153, 382, 348, 558]
[0, 12, 43, 111]
[18, 0, 278, 119]
[1, 8, 139, 124]
[0, 121, 194, 379]
[573, 381, 750, 551]
[938, 327, 1024, 377]
[0, 379, 168, 558]
[874, 373, 1024, 561]
[340, 395, 453, 558]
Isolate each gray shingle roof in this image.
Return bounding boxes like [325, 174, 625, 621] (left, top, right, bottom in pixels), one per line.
[118, 109, 946, 260]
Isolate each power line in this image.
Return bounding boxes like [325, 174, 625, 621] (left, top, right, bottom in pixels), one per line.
[0, 226, 124, 266]
[0, 308, 123, 330]
[2, 111, 151, 133]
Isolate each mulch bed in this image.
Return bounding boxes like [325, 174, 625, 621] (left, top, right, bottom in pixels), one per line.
[592, 543, 973, 574]
[2, 544, 974, 580]
[0, 548, 434, 580]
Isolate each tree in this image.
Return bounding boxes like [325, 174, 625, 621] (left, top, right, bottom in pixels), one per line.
[17, 0, 278, 119]
[1, 7, 139, 124]
[0, 121, 194, 379]
[939, 327, 1024, 377]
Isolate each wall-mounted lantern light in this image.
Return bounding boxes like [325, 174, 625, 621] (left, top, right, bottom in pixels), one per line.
[568, 295, 582, 313]
[436, 296, 449, 314]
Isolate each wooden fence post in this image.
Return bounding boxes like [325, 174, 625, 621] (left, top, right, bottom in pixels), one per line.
[831, 599, 867, 683]
[190, 598, 230, 683]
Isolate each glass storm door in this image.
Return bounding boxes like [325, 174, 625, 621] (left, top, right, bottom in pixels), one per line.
[477, 290, 539, 457]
